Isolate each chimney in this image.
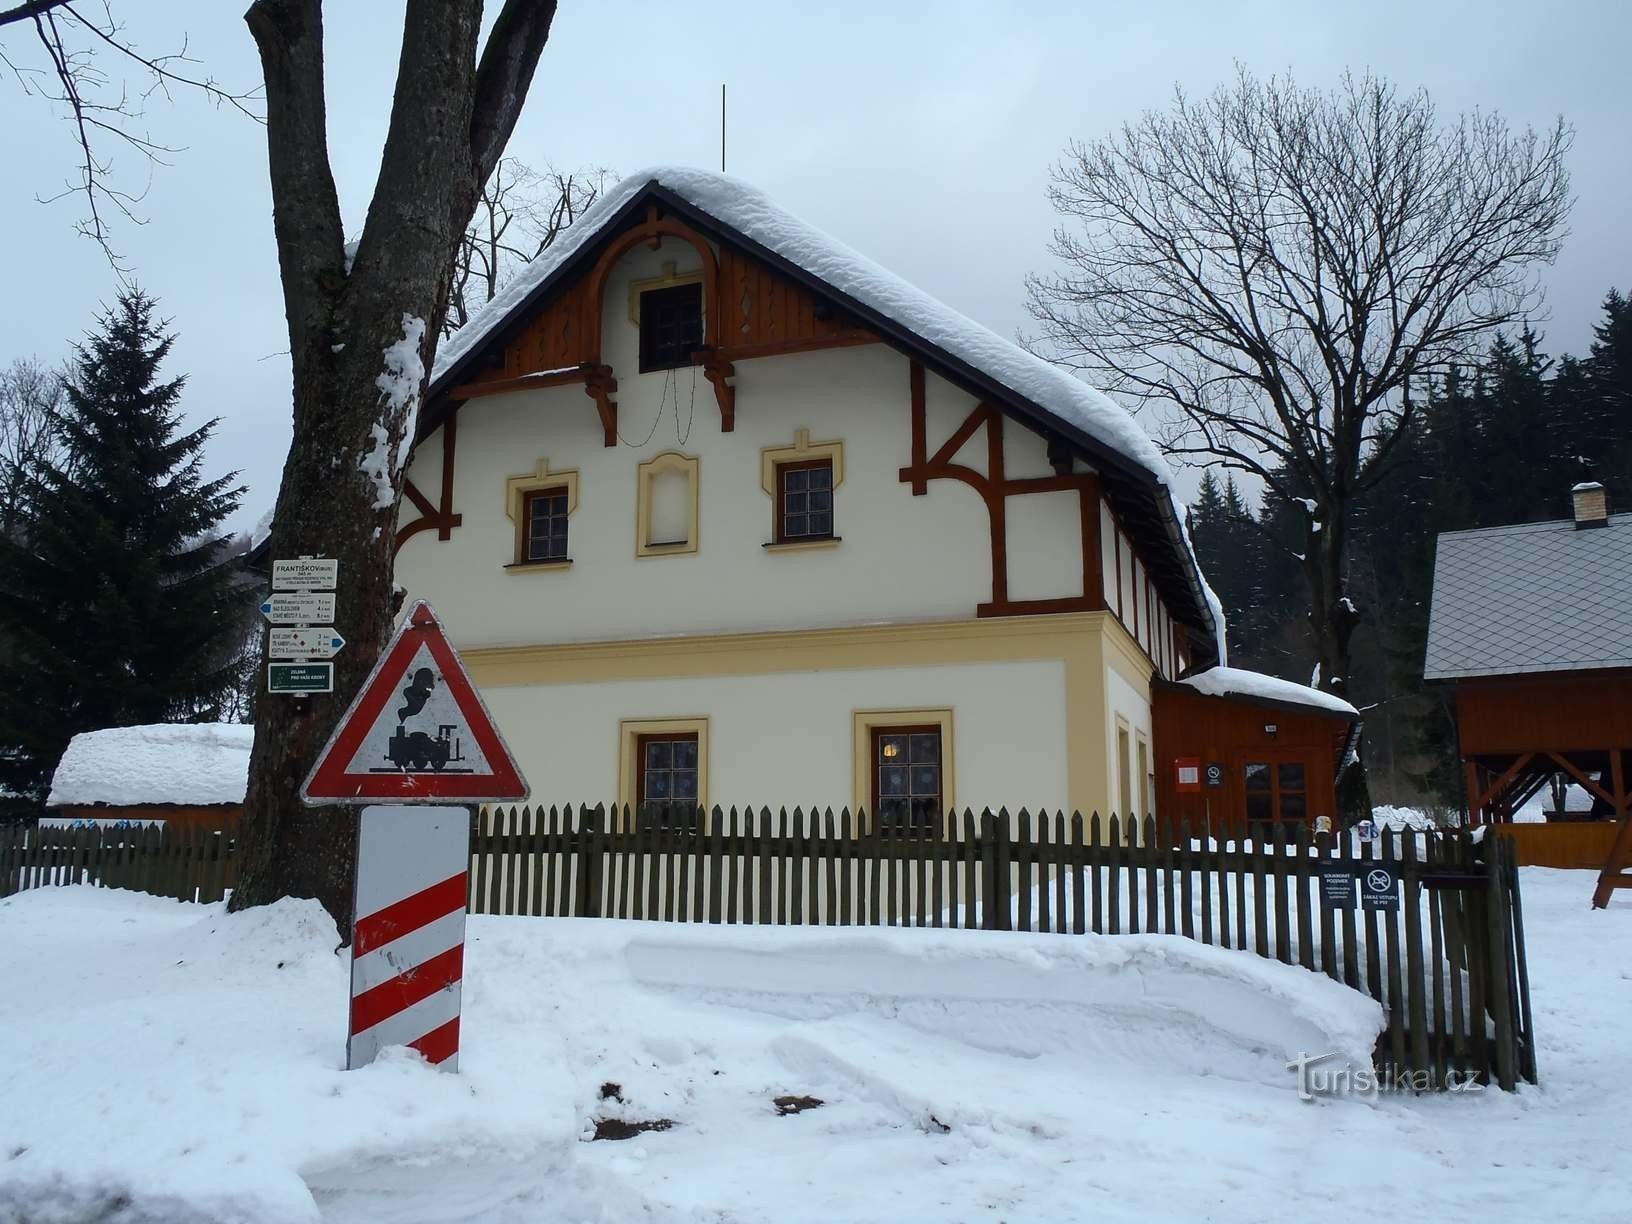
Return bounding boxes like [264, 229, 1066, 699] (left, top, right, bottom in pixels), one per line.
[1572, 481, 1610, 529]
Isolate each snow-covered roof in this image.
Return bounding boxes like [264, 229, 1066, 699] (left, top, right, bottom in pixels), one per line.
[48, 724, 254, 808]
[1175, 667, 1359, 717]
[1424, 513, 1632, 680]
[428, 167, 1224, 656]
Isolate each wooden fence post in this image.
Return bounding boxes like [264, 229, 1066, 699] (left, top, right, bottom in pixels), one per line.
[979, 809, 1011, 931]
[1485, 834, 1517, 1091]
[575, 805, 604, 918]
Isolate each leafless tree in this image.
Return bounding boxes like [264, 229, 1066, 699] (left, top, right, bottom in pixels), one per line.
[444, 158, 612, 337]
[0, 357, 69, 539]
[1027, 68, 1571, 696]
[0, 1, 262, 272]
[229, 0, 558, 930]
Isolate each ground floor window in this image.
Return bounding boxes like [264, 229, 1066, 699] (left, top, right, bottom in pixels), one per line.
[852, 708, 955, 835]
[872, 725, 942, 834]
[619, 718, 708, 830]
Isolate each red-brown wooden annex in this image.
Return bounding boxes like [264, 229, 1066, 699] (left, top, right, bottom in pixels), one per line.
[1423, 483, 1632, 905]
[1152, 667, 1360, 839]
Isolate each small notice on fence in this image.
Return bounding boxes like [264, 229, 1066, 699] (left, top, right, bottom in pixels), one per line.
[1319, 867, 1355, 908]
[1361, 865, 1400, 911]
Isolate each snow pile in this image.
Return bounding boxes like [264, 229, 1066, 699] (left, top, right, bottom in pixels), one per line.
[360, 313, 428, 511]
[0, 887, 1390, 1223]
[46, 723, 254, 807]
[433, 168, 1225, 653]
[1371, 805, 1444, 833]
[1177, 665, 1360, 716]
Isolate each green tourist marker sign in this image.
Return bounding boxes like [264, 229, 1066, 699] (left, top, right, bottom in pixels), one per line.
[268, 661, 334, 695]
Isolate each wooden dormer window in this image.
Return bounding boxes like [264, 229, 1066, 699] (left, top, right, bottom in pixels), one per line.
[639, 282, 703, 373]
[775, 458, 834, 542]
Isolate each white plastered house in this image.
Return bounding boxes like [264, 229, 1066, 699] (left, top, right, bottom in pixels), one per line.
[393, 168, 1230, 833]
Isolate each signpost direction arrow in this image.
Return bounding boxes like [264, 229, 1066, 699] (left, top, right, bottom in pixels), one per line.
[273, 557, 339, 590]
[269, 626, 346, 660]
[259, 590, 337, 625]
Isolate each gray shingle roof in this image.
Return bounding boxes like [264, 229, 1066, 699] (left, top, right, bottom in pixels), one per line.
[1423, 513, 1632, 680]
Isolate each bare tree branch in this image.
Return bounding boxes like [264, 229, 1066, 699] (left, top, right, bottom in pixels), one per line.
[444, 158, 612, 336]
[1027, 66, 1571, 692]
[2, 0, 263, 269]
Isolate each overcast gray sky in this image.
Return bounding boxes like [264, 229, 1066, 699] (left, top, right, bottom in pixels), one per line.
[4, 0, 1627, 531]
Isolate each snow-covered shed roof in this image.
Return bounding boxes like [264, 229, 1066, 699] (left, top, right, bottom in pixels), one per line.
[425, 167, 1224, 657]
[48, 724, 254, 808]
[1424, 513, 1632, 680]
[1174, 667, 1360, 718]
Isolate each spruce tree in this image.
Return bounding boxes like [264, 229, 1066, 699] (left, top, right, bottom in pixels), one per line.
[0, 290, 250, 803]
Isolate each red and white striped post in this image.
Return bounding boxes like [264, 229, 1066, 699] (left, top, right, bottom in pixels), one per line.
[347, 805, 470, 1071]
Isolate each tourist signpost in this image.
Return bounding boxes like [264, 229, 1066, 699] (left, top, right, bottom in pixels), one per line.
[262, 557, 342, 696]
[301, 601, 528, 1072]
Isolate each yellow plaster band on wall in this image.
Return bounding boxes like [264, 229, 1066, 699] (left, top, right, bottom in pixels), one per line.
[463, 612, 1121, 820]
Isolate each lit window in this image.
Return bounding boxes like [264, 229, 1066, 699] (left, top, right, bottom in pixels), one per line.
[872, 725, 941, 836]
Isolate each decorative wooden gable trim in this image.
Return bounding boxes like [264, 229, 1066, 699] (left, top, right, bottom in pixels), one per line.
[443, 203, 880, 448]
[396, 412, 462, 552]
[898, 360, 1104, 619]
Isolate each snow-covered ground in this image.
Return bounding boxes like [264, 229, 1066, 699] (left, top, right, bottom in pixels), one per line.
[0, 870, 1627, 1224]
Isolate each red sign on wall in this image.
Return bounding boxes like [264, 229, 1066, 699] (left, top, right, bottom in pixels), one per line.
[1174, 757, 1202, 793]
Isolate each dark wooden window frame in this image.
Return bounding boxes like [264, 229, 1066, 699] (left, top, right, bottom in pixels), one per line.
[774, 456, 836, 543]
[638, 282, 704, 374]
[1244, 758, 1310, 835]
[870, 723, 943, 837]
[521, 485, 570, 563]
[636, 730, 701, 831]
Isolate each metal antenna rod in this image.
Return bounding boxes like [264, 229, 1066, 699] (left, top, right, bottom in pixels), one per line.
[721, 83, 726, 173]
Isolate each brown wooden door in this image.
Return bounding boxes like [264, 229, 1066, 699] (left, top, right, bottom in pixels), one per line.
[1238, 756, 1309, 839]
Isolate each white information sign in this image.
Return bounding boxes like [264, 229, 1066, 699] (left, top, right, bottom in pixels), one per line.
[269, 626, 346, 660]
[259, 590, 337, 624]
[273, 557, 339, 590]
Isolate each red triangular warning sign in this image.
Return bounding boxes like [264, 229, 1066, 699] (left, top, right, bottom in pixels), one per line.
[301, 601, 527, 805]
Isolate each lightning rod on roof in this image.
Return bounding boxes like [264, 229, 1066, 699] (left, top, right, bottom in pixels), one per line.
[720, 83, 727, 173]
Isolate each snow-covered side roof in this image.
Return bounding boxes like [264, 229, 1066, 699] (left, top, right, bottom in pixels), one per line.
[48, 724, 254, 807]
[428, 167, 1224, 655]
[1175, 667, 1359, 717]
[1424, 513, 1632, 679]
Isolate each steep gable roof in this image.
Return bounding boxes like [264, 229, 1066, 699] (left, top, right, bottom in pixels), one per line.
[425, 168, 1224, 652]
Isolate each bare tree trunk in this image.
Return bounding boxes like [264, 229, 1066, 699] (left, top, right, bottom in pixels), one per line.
[230, 0, 555, 931]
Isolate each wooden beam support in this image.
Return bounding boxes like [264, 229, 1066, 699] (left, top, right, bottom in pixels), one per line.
[448, 367, 587, 400]
[904, 360, 927, 494]
[582, 365, 618, 447]
[707, 332, 878, 363]
[394, 415, 462, 552]
[701, 352, 736, 432]
[1593, 750, 1631, 908]
[1544, 751, 1617, 809]
[1470, 753, 1537, 816]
